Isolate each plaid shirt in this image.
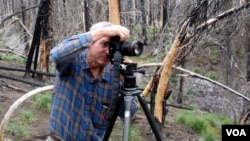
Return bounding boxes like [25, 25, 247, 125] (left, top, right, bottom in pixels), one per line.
[50, 32, 114, 141]
[50, 33, 138, 141]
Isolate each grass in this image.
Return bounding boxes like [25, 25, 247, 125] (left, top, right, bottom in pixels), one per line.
[0, 54, 26, 64]
[6, 120, 31, 141]
[210, 47, 219, 62]
[175, 110, 234, 141]
[21, 109, 37, 122]
[129, 123, 143, 141]
[5, 110, 38, 140]
[4, 93, 51, 140]
[4, 93, 50, 140]
[110, 121, 143, 141]
[193, 67, 203, 74]
[0, 108, 3, 114]
[205, 71, 217, 80]
[32, 92, 52, 113]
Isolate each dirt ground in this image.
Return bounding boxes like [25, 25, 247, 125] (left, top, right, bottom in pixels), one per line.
[0, 60, 201, 141]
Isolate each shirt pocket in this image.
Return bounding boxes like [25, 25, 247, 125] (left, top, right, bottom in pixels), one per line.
[92, 102, 109, 130]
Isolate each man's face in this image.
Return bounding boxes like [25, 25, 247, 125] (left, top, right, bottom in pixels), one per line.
[88, 36, 110, 67]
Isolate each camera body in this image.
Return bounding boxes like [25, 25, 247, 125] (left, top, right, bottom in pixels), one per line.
[109, 36, 144, 90]
[109, 36, 144, 62]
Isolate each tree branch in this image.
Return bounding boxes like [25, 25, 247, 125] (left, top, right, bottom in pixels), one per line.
[0, 5, 39, 26]
[197, 2, 250, 32]
[139, 63, 250, 102]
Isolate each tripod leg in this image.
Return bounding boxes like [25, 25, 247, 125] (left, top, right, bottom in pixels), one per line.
[103, 96, 123, 141]
[122, 95, 133, 141]
[137, 95, 163, 141]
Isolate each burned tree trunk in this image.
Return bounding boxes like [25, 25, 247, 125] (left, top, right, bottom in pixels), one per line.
[140, 0, 147, 44]
[162, 0, 168, 29]
[39, 0, 52, 80]
[24, 0, 51, 79]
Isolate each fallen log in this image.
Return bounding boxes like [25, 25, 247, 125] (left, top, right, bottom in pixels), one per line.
[0, 73, 45, 87]
[0, 66, 55, 77]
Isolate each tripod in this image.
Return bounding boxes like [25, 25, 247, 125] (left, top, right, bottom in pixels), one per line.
[103, 63, 163, 141]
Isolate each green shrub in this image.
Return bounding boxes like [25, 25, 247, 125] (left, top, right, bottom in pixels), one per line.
[0, 54, 26, 64]
[0, 108, 3, 114]
[32, 92, 52, 113]
[129, 123, 142, 141]
[6, 120, 31, 141]
[21, 109, 37, 122]
[193, 67, 202, 74]
[205, 71, 217, 80]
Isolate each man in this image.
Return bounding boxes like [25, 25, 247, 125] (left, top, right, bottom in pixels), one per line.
[48, 21, 138, 141]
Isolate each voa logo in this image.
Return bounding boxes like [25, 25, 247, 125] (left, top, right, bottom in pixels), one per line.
[226, 129, 246, 136]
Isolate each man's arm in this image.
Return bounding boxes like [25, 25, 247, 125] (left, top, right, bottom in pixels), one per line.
[51, 25, 129, 63]
[50, 32, 93, 64]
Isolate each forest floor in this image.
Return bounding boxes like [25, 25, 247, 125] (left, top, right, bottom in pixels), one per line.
[0, 59, 201, 141]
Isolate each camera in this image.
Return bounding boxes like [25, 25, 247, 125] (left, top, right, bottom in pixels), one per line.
[109, 36, 144, 61]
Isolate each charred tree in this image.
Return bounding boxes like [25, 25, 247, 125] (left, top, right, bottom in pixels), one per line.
[39, 0, 52, 80]
[24, 0, 51, 79]
[162, 0, 168, 29]
[140, 0, 147, 44]
[84, 1, 91, 31]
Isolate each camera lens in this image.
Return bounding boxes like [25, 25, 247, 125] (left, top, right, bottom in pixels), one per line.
[121, 41, 144, 56]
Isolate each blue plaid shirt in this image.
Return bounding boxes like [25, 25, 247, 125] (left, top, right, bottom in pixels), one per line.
[50, 32, 115, 141]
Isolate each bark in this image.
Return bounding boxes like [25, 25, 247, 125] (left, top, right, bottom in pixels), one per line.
[109, 0, 120, 24]
[154, 32, 181, 123]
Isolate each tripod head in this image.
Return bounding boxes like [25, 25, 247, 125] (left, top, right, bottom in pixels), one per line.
[120, 63, 145, 90]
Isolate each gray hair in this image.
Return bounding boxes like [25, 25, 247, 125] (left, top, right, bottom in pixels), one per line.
[90, 21, 113, 31]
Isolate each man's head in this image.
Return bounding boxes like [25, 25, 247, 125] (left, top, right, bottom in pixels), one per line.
[87, 21, 113, 68]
